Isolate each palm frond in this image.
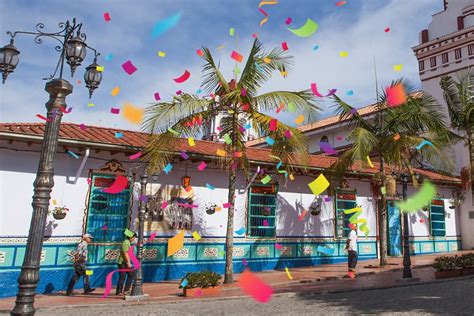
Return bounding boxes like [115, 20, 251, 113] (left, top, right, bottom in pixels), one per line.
[200, 46, 230, 94]
[331, 94, 375, 132]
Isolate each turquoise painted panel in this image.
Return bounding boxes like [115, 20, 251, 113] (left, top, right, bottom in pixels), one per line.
[435, 241, 448, 252]
[335, 241, 348, 256]
[14, 247, 56, 266]
[196, 245, 225, 261]
[0, 248, 15, 267]
[448, 241, 460, 252]
[359, 242, 376, 255]
[142, 246, 166, 262]
[276, 244, 297, 258]
[420, 242, 434, 253]
[251, 243, 274, 258]
[56, 246, 77, 266]
[167, 245, 196, 262]
[298, 244, 318, 257]
[232, 244, 251, 258]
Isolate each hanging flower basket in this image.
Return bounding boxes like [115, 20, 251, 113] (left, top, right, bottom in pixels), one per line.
[50, 206, 69, 220]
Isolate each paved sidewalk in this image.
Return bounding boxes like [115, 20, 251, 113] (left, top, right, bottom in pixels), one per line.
[0, 251, 470, 313]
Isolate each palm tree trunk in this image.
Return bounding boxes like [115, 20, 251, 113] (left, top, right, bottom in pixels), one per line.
[378, 156, 388, 266]
[224, 166, 236, 284]
[467, 128, 474, 204]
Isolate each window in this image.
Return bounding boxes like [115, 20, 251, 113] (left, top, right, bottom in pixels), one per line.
[86, 173, 133, 242]
[335, 189, 357, 238]
[430, 56, 437, 68]
[429, 199, 446, 237]
[247, 184, 278, 238]
[455, 48, 462, 60]
[469, 44, 474, 56]
[442, 53, 449, 64]
[418, 60, 425, 71]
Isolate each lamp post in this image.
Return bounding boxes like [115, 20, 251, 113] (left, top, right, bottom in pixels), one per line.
[400, 173, 413, 279]
[128, 174, 149, 300]
[1, 19, 102, 315]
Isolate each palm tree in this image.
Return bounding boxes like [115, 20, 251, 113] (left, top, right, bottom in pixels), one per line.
[142, 39, 319, 283]
[439, 69, 474, 201]
[331, 79, 455, 266]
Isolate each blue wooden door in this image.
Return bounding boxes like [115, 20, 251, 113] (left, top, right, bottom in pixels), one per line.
[387, 203, 402, 256]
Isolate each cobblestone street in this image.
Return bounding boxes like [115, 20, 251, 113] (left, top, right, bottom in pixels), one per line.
[32, 277, 474, 316]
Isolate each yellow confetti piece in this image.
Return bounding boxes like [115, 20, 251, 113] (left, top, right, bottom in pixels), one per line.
[215, 207, 222, 212]
[295, 114, 305, 125]
[87, 102, 95, 107]
[264, 57, 271, 63]
[216, 149, 227, 157]
[122, 102, 144, 125]
[158, 51, 166, 57]
[367, 156, 374, 168]
[111, 86, 120, 96]
[308, 173, 330, 195]
[340, 51, 349, 57]
[285, 267, 293, 280]
[192, 231, 201, 241]
[96, 66, 104, 72]
[289, 174, 295, 181]
[217, 44, 225, 51]
[85, 270, 93, 276]
[188, 137, 196, 147]
[280, 71, 288, 77]
[393, 64, 403, 71]
[52, 199, 57, 206]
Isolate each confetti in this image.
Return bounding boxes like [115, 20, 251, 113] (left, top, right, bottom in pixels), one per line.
[223, 134, 232, 144]
[180, 279, 188, 287]
[275, 243, 283, 250]
[381, 187, 386, 195]
[173, 70, 191, 83]
[231, 51, 244, 63]
[416, 140, 435, 150]
[163, 163, 173, 174]
[285, 267, 293, 280]
[295, 115, 305, 125]
[103, 12, 111, 22]
[311, 83, 337, 97]
[263, 219, 269, 226]
[167, 127, 180, 136]
[266, 136, 275, 145]
[317, 245, 334, 255]
[167, 231, 185, 256]
[394, 134, 401, 140]
[111, 86, 120, 96]
[104, 53, 113, 61]
[36, 114, 50, 122]
[229, 28, 235, 36]
[393, 64, 403, 71]
[269, 119, 278, 131]
[180, 151, 189, 160]
[87, 102, 95, 107]
[346, 90, 354, 95]
[67, 150, 79, 159]
[238, 269, 273, 303]
[96, 66, 104, 72]
[153, 92, 161, 101]
[216, 149, 227, 157]
[396, 181, 437, 213]
[192, 231, 201, 241]
[115, 132, 123, 138]
[259, 0, 278, 27]
[384, 27, 390, 32]
[103, 269, 133, 298]
[298, 210, 308, 221]
[287, 18, 318, 37]
[157, 51, 166, 57]
[206, 183, 215, 190]
[196, 49, 204, 56]
[335, 1, 347, 6]
[320, 142, 338, 155]
[261, 175, 272, 184]
[110, 108, 120, 114]
[287, 102, 296, 112]
[122, 103, 144, 124]
[86, 270, 93, 276]
[242, 259, 248, 265]
[340, 51, 349, 57]
[281, 42, 289, 51]
[151, 12, 182, 38]
[121, 60, 138, 75]
[386, 84, 407, 107]
[128, 245, 140, 269]
[188, 137, 195, 146]
[197, 161, 207, 171]
[103, 175, 128, 194]
[241, 88, 247, 96]
[223, 202, 232, 208]
[176, 90, 182, 95]
[161, 201, 168, 209]
[129, 152, 142, 160]
[312, 45, 319, 51]
[308, 174, 330, 195]
[285, 17, 292, 25]
[367, 156, 374, 168]
[235, 227, 246, 235]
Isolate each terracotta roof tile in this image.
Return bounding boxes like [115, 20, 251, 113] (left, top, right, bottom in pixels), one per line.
[0, 122, 460, 184]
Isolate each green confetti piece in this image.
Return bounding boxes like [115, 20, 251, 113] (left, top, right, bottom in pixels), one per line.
[167, 127, 180, 136]
[287, 102, 296, 112]
[224, 133, 232, 144]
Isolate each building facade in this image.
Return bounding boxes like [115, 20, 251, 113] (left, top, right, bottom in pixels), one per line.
[0, 123, 463, 298]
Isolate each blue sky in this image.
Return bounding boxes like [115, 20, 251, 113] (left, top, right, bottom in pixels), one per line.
[0, 0, 443, 131]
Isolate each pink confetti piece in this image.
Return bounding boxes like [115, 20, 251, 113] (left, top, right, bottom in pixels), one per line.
[79, 123, 87, 130]
[223, 202, 232, 208]
[103, 175, 128, 194]
[60, 106, 73, 113]
[110, 108, 120, 114]
[252, 33, 258, 38]
[128, 152, 142, 160]
[197, 161, 207, 171]
[285, 17, 292, 25]
[311, 83, 337, 98]
[285, 130, 292, 139]
[242, 259, 248, 265]
[101, 225, 108, 230]
[161, 201, 168, 209]
[239, 126, 246, 133]
[241, 88, 247, 96]
[128, 245, 140, 270]
[173, 70, 191, 83]
[281, 42, 289, 51]
[154, 92, 161, 101]
[122, 60, 138, 75]
[102, 269, 133, 298]
[275, 243, 283, 250]
[384, 27, 390, 32]
[263, 219, 269, 226]
[36, 114, 51, 122]
[269, 119, 278, 131]
[176, 90, 182, 95]
[231, 51, 244, 63]
[336, 1, 347, 6]
[241, 104, 250, 111]
[196, 49, 204, 56]
[103, 12, 111, 22]
[139, 195, 148, 202]
[148, 232, 157, 242]
[239, 269, 273, 303]
[177, 203, 199, 208]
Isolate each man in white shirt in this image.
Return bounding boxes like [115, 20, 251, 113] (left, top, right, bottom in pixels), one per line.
[66, 233, 96, 296]
[346, 223, 358, 273]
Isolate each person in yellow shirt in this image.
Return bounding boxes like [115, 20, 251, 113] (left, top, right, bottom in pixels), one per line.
[116, 230, 136, 295]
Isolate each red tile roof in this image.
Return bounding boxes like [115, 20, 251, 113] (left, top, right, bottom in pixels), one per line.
[0, 122, 460, 184]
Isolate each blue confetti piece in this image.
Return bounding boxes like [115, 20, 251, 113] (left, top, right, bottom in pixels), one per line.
[276, 161, 282, 170]
[244, 123, 252, 129]
[195, 89, 202, 94]
[67, 150, 79, 159]
[235, 227, 246, 235]
[151, 12, 182, 38]
[206, 183, 215, 190]
[115, 132, 123, 138]
[415, 140, 435, 150]
[266, 136, 275, 146]
[255, 62, 264, 73]
[180, 279, 188, 287]
[346, 90, 354, 96]
[312, 45, 319, 51]
[163, 163, 173, 174]
[317, 245, 334, 255]
[104, 53, 113, 61]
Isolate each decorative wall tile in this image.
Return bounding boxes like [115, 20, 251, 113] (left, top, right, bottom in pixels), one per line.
[173, 248, 190, 259]
[0, 251, 5, 263]
[232, 246, 245, 257]
[104, 249, 120, 261]
[203, 247, 219, 258]
[142, 249, 158, 260]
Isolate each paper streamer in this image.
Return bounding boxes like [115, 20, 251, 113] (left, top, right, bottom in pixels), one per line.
[167, 127, 180, 136]
[395, 181, 436, 213]
[319, 142, 338, 156]
[415, 140, 435, 150]
[259, 0, 278, 27]
[173, 70, 191, 83]
[36, 114, 50, 122]
[67, 150, 79, 159]
[238, 269, 273, 303]
[317, 245, 334, 255]
[60, 107, 73, 113]
[367, 156, 374, 168]
[311, 83, 337, 97]
[103, 175, 128, 194]
[128, 245, 140, 270]
[287, 18, 318, 37]
[235, 227, 246, 235]
[151, 12, 182, 38]
[285, 267, 293, 280]
[129, 152, 142, 160]
[343, 207, 370, 237]
[102, 269, 133, 298]
[206, 183, 215, 190]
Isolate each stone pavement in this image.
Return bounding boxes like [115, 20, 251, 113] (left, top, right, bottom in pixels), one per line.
[0, 251, 470, 313]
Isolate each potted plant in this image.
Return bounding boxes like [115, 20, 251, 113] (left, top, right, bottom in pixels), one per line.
[309, 197, 322, 216]
[460, 253, 474, 275]
[179, 271, 222, 297]
[433, 255, 462, 279]
[49, 206, 69, 220]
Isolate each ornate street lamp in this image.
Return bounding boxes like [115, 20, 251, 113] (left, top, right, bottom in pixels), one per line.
[1, 18, 102, 316]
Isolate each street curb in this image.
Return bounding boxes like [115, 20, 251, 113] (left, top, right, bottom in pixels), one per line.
[23, 272, 474, 313]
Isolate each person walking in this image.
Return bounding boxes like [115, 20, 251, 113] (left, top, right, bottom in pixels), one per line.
[346, 223, 358, 277]
[66, 233, 96, 296]
[116, 230, 137, 296]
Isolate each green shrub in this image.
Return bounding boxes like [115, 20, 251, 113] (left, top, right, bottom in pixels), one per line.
[433, 256, 458, 272]
[459, 253, 474, 268]
[179, 271, 222, 289]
